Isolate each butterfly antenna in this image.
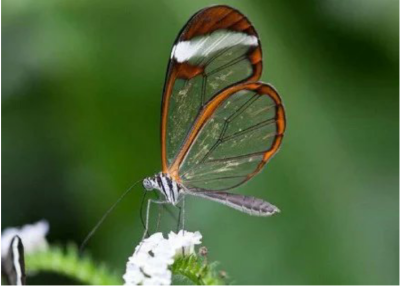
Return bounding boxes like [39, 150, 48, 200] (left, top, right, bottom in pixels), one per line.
[138, 191, 178, 235]
[79, 179, 142, 254]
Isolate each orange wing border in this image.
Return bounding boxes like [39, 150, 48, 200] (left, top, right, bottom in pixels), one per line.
[160, 5, 263, 172]
[168, 82, 286, 182]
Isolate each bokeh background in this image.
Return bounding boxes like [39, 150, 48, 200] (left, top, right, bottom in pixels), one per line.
[2, 0, 399, 284]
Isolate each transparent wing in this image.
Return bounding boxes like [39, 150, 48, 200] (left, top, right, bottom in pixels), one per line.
[161, 5, 263, 171]
[174, 83, 285, 191]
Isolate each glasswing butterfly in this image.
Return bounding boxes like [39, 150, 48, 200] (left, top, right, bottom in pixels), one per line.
[142, 4, 286, 227]
[80, 5, 286, 251]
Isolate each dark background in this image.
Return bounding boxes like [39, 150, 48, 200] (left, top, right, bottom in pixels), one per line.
[2, 0, 399, 284]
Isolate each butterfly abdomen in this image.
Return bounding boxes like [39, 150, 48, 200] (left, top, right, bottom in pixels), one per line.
[187, 190, 280, 216]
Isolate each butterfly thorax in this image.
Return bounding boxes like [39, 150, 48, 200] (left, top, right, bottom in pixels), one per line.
[142, 173, 183, 205]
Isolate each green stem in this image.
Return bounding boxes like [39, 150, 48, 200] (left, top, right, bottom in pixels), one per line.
[25, 244, 122, 285]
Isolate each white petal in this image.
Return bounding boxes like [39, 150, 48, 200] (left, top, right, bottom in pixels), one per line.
[124, 230, 203, 285]
[1, 220, 49, 258]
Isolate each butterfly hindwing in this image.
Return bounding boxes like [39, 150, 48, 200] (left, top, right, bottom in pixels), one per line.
[170, 83, 285, 190]
[161, 5, 263, 171]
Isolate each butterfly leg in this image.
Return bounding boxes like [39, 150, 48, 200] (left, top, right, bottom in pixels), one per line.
[181, 197, 187, 255]
[175, 195, 186, 232]
[155, 203, 164, 232]
[174, 196, 187, 256]
[176, 198, 185, 232]
[142, 199, 169, 242]
[176, 205, 182, 232]
[181, 196, 186, 230]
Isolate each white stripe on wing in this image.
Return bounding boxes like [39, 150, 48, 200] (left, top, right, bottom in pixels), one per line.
[172, 30, 258, 63]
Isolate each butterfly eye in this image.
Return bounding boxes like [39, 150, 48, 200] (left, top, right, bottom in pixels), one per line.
[143, 178, 153, 191]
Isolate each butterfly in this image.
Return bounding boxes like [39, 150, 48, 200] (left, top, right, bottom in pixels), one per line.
[1, 236, 26, 285]
[142, 5, 286, 227]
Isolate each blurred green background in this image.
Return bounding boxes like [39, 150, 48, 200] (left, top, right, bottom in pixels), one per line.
[2, 0, 399, 284]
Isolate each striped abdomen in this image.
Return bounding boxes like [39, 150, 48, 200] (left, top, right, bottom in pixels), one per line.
[186, 190, 279, 216]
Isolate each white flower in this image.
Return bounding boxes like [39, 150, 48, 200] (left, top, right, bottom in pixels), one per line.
[123, 230, 202, 286]
[168, 230, 202, 257]
[1, 220, 49, 258]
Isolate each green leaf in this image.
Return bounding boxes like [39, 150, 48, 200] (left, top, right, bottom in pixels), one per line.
[25, 244, 122, 285]
[171, 254, 226, 285]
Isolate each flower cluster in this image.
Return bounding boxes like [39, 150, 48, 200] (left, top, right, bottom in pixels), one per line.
[1, 220, 49, 258]
[123, 230, 202, 285]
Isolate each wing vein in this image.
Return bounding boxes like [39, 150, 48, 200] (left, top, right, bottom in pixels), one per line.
[206, 55, 247, 76]
[221, 118, 276, 143]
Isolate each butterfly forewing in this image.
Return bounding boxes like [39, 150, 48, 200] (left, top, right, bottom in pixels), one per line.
[161, 5, 262, 171]
[178, 83, 285, 191]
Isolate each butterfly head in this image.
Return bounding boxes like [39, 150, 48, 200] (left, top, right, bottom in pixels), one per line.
[142, 176, 158, 191]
